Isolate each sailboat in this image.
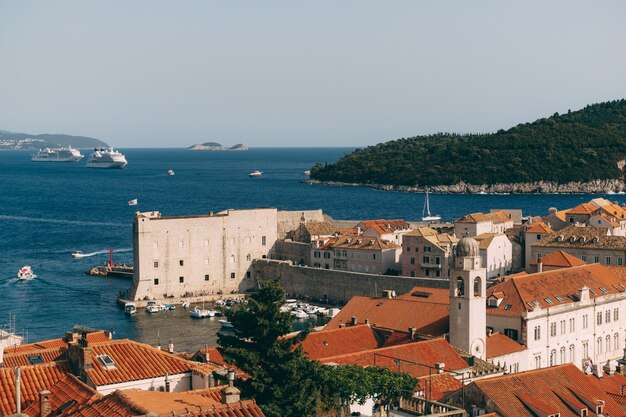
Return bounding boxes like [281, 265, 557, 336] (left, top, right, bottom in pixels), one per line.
[422, 189, 441, 222]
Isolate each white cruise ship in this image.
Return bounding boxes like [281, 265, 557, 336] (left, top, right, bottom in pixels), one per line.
[86, 148, 128, 169]
[31, 147, 84, 162]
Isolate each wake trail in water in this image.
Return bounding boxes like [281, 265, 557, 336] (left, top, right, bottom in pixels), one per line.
[0, 215, 127, 227]
[76, 248, 132, 258]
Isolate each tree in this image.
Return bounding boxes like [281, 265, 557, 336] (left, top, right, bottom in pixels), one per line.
[218, 279, 418, 417]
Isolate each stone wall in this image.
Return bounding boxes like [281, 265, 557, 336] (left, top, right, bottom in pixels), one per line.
[273, 240, 311, 265]
[251, 259, 449, 304]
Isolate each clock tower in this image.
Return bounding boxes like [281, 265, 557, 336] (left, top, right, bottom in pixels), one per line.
[449, 237, 487, 360]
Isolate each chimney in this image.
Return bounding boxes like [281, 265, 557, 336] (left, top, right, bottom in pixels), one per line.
[537, 258, 543, 273]
[204, 344, 210, 363]
[15, 367, 22, 415]
[39, 390, 52, 417]
[168, 340, 174, 353]
[435, 362, 445, 374]
[164, 373, 170, 392]
[82, 346, 93, 371]
[350, 316, 358, 326]
[592, 363, 603, 378]
[364, 319, 370, 325]
[357, 226, 362, 236]
[339, 324, 345, 328]
[579, 286, 591, 303]
[222, 370, 241, 404]
[408, 327, 417, 339]
[64, 331, 78, 344]
[603, 361, 615, 376]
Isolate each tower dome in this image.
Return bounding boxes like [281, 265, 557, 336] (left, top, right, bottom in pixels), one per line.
[456, 237, 480, 257]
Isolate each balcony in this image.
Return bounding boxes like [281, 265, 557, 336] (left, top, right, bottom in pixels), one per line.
[382, 397, 466, 416]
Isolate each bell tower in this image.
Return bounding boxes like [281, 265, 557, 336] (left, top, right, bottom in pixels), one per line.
[449, 237, 487, 360]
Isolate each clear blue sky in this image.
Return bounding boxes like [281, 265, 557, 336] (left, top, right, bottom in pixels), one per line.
[1, 1, 625, 147]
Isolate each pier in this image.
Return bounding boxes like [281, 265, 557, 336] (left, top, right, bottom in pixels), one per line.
[86, 264, 133, 278]
[116, 293, 248, 308]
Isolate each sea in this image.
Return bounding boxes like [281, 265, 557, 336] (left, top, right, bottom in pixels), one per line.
[0, 147, 621, 352]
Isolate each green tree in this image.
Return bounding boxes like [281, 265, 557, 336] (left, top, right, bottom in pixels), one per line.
[218, 279, 418, 417]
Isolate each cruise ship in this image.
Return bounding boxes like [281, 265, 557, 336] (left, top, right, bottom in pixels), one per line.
[31, 147, 84, 162]
[86, 148, 128, 169]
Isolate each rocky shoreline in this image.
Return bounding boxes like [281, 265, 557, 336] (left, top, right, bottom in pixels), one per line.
[303, 179, 626, 194]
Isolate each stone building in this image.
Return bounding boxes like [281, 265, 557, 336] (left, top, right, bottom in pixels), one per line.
[454, 211, 513, 238]
[312, 235, 401, 274]
[401, 227, 458, 278]
[473, 233, 513, 280]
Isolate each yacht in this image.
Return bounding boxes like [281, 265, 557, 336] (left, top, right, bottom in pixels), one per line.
[248, 170, 263, 177]
[86, 148, 127, 169]
[421, 189, 441, 222]
[124, 303, 137, 315]
[189, 306, 217, 318]
[32, 147, 83, 162]
[218, 319, 234, 328]
[17, 266, 35, 280]
[71, 251, 84, 259]
[167, 169, 175, 176]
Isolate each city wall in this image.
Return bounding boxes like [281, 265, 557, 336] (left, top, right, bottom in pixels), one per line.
[251, 259, 449, 304]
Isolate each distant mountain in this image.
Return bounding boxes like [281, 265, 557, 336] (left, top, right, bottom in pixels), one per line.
[187, 142, 248, 151]
[0, 130, 108, 150]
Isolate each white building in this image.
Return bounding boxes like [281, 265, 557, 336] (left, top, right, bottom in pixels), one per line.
[473, 233, 513, 280]
[454, 211, 513, 238]
[357, 219, 412, 245]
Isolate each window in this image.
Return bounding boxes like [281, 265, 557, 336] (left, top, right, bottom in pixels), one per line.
[606, 256, 611, 265]
[179, 260, 184, 266]
[569, 345, 575, 362]
[230, 255, 235, 264]
[314, 251, 320, 258]
[246, 271, 251, 278]
[618, 257, 624, 266]
[607, 335, 611, 352]
[560, 347, 566, 364]
[415, 247, 419, 252]
[204, 258, 209, 265]
[597, 312, 603, 325]
[204, 274, 209, 281]
[545, 298, 553, 305]
[410, 257, 415, 265]
[615, 333, 620, 351]
[323, 252, 330, 259]
[28, 355, 43, 365]
[435, 270, 441, 277]
[230, 272, 236, 279]
[569, 217, 574, 223]
[597, 337, 603, 354]
[178, 240, 184, 248]
[425, 269, 430, 276]
[203, 239, 209, 247]
[615, 308, 619, 321]
[406, 247, 411, 252]
[606, 310, 611, 323]
[423, 256, 430, 264]
[373, 254, 377, 260]
[153, 261, 159, 268]
[262, 236, 267, 246]
[410, 271, 415, 277]
[534, 355, 542, 369]
[569, 318, 575, 332]
[154, 278, 159, 285]
[425, 246, 432, 252]
[179, 276, 184, 283]
[581, 255, 587, 262]
[555, 295, 564, 302]
[98, 355, 116, 370]
[560, 320, 566, 334]
[435, 256, 441, 265]
[534, 326, 541, 341]
[504, 328, 518, 340]
[594, 256, 600, 263]
[246, 254, 251, 261]
[550, 322, 557, 337]
[536, 234, 541, 239]
[504, 304, 512, 311]
[583, 341, 589, 358]
[583, 314, 588, 329]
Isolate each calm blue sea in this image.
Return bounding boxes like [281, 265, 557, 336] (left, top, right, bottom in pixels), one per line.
[0, 147, 620, 351]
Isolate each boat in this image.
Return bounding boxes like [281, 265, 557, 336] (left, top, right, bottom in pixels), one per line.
[167, 169, 175, 176]
[17, 266, 35, 280]
[291, 310, 309, 320]
[248, 170, 263, 177]
[86, 148, 128, 169]
[189, 306, 217, 318]
[303, 170, 311, 175]
[128, 199, 138, 206]
[181, 301, 190, 309]
[421, 190, 441, 222]
[164, 304, 175, 310]
[32, 147, 83, 162]
[145, 301, 165, 313]
[71, 251, 84, 258]
[124, 303, 137, 315]
[218, 319, 234, 328]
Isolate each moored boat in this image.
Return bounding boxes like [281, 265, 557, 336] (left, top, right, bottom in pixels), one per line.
[17, 266, 35, 280]
[189, 306, 217, 318]
[421, 189, 441, 222]
[218, 319, 234, 328]
[124, 303, 137, 315]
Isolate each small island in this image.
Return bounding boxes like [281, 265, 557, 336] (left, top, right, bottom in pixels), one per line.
[187, 142, 248, 151]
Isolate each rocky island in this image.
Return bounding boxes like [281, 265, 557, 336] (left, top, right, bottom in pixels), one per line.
[309, 99, 626, 194]
[0, 129, 109, 150]
[187, 142, 248, 151]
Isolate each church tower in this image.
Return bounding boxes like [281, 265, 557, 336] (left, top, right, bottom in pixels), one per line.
[449, 237, 487, 360]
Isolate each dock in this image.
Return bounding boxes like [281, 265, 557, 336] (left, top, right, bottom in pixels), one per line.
[117, 293, 248, 308]
[86, 264, 134, 278]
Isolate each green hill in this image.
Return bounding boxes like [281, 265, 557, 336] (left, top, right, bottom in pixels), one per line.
[310, 100, 626, 187]
[0, 130, 108, 149]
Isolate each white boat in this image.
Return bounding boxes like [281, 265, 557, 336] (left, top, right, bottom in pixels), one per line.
[189, 306, 217, 318]
[17, 266, 35, 280]
[86, 148, 128, 169]
[303, 170, 311, 175]
[32, 147, 83, 162]
[71, 251, 84, 258]
[145, 301, 165, 313]
[128, 199, 138, 206]
[167, 169, 175, 176]
[248, 170, 263, 177]
[124, 303, 137, 315]
[421, 190, 441, 222]
[218, 319, 234, 328]
[181, 301, 190, 309]
[291, 310, 309, 320]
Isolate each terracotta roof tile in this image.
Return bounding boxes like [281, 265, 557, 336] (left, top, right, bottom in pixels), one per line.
[395, 286, 450, 304]
[2, 346, 67, 367]
[566, 203, 597, 215]
[534, 225, 626, 250]
[406, 227, 439, 237]
[0, 362, 71, 416]
[485, 333, 526, 359]
[417, 372, 463, 402]
[330, 235, 400, 251]
[324, 295, 449, 336]
[530, 250, 586, 268]
[3, 331, 110, 355]
[472, 363, 625, 417]
[358, 219, 411, 234]
[300, 325, 383, 360]
[456, 211, 512, 225]
[23, 374, 100, 417]
[525, 221, 554, 234]
[487, 264, 626, 317]
[320, 339, 469, 379]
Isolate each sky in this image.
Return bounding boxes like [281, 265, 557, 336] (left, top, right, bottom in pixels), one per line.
[1, 1, 625, 148]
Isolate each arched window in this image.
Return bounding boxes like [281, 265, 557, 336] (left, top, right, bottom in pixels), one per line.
[473, 276, 482, 297]
[230, 255, 235, 264]
[246, 254, 251, 262]
[597, 337, 603, 354]
[569, 345, 575, 362]
[456, 277, 464, 297]
[550, 349, 557, 366]
[615, 333, 620, 351]
[607, 335, 611, 352]
[560, 347, 566, 364]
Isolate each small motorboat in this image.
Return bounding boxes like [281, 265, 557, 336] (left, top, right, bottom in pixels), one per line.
[128, 198, 138, 206]
[218, 319, 234, 328]
[189, 306, 217, 318]
[17, 266, 35, 280]
[124, 303, 137, 315]
[145, 301, 165, 313]
[167, 169, 175, 176]
[303, 170, 311, 175]
[290, 310, 309, 320]
[71, 251, 84, 259]
[164, 304, 175, 311]
[181, 301, 190, 309]
[248, 170, 263, 177]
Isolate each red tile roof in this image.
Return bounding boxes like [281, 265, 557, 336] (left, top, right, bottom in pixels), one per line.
[530, 250, 586, 268]
[23, 374, 100, 417]
[324, 295, 449, 336]
[485, 333, 527, 359]
[524, 221, 554, 234]
[417, 372, 463, 402]
[472, 364, 625, 417]
[300, 325, 383, 360]
[2, 346, 67, 367]
[486, 264, 626, 317]
[358, 219, 411, 235]
[0, 362, 71, 416]
[456, 211, 512, 225]
[320, 339, 469, 379]
[395, 286, 450, 304]
[3, 331, 110, 354]
[330, 235, 400, 250]
[587, 371, 626, 404]
[566, 203, 597, 215]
